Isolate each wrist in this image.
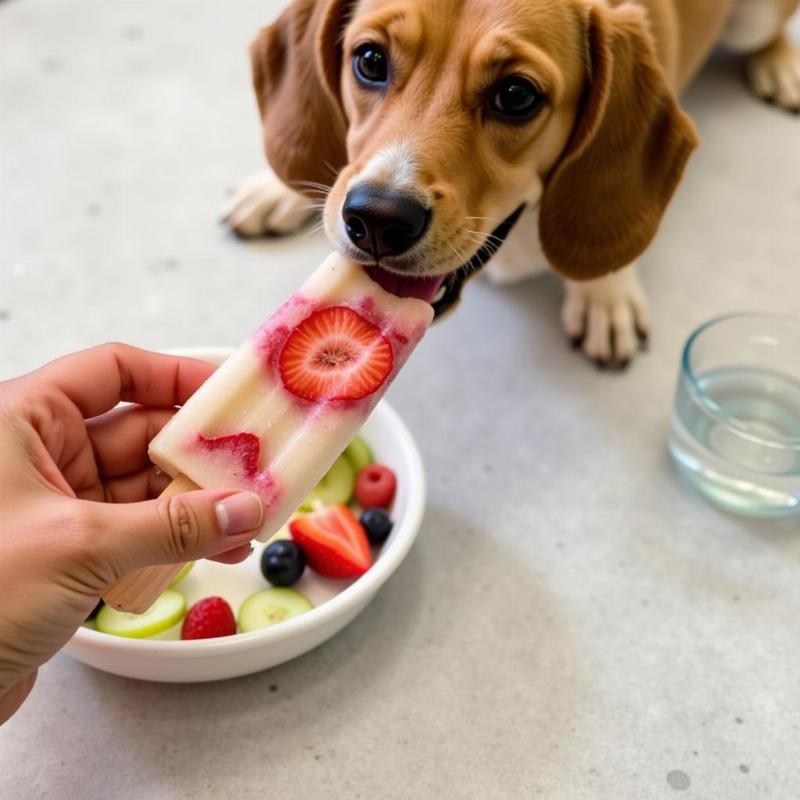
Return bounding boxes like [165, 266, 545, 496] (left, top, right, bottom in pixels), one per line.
[0, 672, 37, 725]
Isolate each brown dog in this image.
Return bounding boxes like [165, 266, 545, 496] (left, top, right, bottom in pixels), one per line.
[224, 0, 800, 366]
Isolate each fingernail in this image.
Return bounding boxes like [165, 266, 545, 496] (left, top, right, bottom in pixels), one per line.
[215, 492, 263, 535]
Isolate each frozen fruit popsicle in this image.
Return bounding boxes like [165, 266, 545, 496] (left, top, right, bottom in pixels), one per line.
[103, 254, 433, 612]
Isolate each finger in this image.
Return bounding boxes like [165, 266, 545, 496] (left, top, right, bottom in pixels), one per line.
[32, 343, 216, 418]
[102, 465, 171, 504]
[81, 490, 264, 579]
[87, 405, 175, 478]
[208, 543, 254, 565]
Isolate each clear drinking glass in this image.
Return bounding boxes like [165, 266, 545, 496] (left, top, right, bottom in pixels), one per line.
[669, 313, 800, 517]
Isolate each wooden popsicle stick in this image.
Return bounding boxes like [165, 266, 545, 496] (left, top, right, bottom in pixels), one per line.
[102, 474, 199, 614]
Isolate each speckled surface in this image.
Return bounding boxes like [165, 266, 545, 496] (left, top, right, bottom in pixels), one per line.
[1, 2, 799, 798]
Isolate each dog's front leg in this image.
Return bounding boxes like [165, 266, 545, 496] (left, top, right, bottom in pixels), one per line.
[561, 264, 650, 369]
[745, 31, 800, 113]
[722, 1, 800, 113]
[223, 166, 317, 238]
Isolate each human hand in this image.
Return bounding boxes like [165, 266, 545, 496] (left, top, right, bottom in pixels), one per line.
[0, 344, 264, 723]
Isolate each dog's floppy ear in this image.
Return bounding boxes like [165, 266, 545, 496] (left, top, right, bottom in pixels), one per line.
[539, 4, 699, 280]
[249, 0, 351, 190]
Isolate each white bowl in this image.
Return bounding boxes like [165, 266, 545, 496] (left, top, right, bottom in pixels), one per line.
[63, 347, 426, 682]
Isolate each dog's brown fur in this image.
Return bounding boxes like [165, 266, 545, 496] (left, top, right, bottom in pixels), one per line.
[234, 0, 798, 363]
[251, 0, 706, 281]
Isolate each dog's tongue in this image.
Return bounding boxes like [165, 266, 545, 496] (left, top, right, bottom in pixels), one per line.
[365, 266, 445, 305]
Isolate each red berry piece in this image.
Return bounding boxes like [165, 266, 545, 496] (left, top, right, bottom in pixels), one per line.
[278, 306, 393, 402]
[355, 464, 397, 508]
[181, 596, 237, 640]
[289, 505, 372, 579]
[197, 432, 261, 478]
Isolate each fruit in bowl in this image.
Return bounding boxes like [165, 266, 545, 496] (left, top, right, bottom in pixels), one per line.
[65, 372, 424, 684]
[87, 436, 400, 641]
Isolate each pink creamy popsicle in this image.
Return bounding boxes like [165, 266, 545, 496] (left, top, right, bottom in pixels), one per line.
[103, 254, 434, 612]
[151, 254, 432, 533]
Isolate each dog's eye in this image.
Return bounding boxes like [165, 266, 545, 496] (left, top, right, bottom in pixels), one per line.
[490, 76, 545, 120]
[353, 43, 389, 86]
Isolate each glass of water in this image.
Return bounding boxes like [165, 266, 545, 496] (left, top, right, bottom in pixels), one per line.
[669, 313, 800, 517]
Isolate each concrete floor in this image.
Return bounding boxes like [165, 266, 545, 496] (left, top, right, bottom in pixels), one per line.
[1, 2, 799, 798]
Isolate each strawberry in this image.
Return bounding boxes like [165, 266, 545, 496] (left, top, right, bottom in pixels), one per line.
[181, 596, 237, 640]
[197, 432, 260, 478]
[289, 505, 372, 579]
[278, 306, 393, 402]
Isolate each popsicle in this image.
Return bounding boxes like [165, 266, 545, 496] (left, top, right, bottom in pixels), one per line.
[103, 254, 434, 612]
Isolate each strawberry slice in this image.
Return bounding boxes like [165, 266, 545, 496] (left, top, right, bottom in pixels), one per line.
[278, 306, 393, 402]
[289, 505, 372, 579]
[197, 432, 260, 478]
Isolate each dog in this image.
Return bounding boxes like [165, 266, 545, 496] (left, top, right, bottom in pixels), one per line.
[224, 0, 800, 367]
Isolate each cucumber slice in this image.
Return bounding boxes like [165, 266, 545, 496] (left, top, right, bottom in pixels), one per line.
[237, 588, 313, 632]
[343, 435, 373, 474]
[168, 561, 194, 587]
[301, 454, 355, 509]
[96, 590, 187, 638]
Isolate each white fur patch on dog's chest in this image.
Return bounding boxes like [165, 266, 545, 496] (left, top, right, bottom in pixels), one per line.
[721, 0, 781, 52]
[484, 206, 551, 284]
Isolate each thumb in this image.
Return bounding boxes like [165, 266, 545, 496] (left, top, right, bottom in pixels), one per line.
[88, 490, 264, 576]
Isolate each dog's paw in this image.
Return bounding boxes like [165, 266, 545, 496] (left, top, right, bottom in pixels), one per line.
[561, 265, 649, 369]
[746, 35, 800, 114]
[222, 169, 317, 238]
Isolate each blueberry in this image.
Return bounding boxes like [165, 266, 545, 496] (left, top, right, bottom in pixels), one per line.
[360, 507, 393, 544]
[260, 540, 306, 587]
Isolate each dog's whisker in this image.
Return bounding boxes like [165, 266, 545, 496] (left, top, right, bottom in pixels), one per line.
[297, 188, 331, 198]
[460, 229, 487, 243]
[464, 215, 501, 224]
[464, 227, 503, 242]
[461, 232, 506, 268]
[445, 243, 461, 262]
[304, 213, 327, 230]
[290, 180, 333, 194]
[292, 179, 333, 189]
[304, 221, 327, 239]
[462, 233, 496, 251]
[446, 242, 471, 267]
[323, 160, 340, 180]
[464, 229, 504, 249]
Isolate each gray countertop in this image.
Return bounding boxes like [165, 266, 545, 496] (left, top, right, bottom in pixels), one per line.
[1, 2, 799, 798]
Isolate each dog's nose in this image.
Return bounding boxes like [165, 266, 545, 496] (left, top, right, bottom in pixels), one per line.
[342, 186, 430, 258]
